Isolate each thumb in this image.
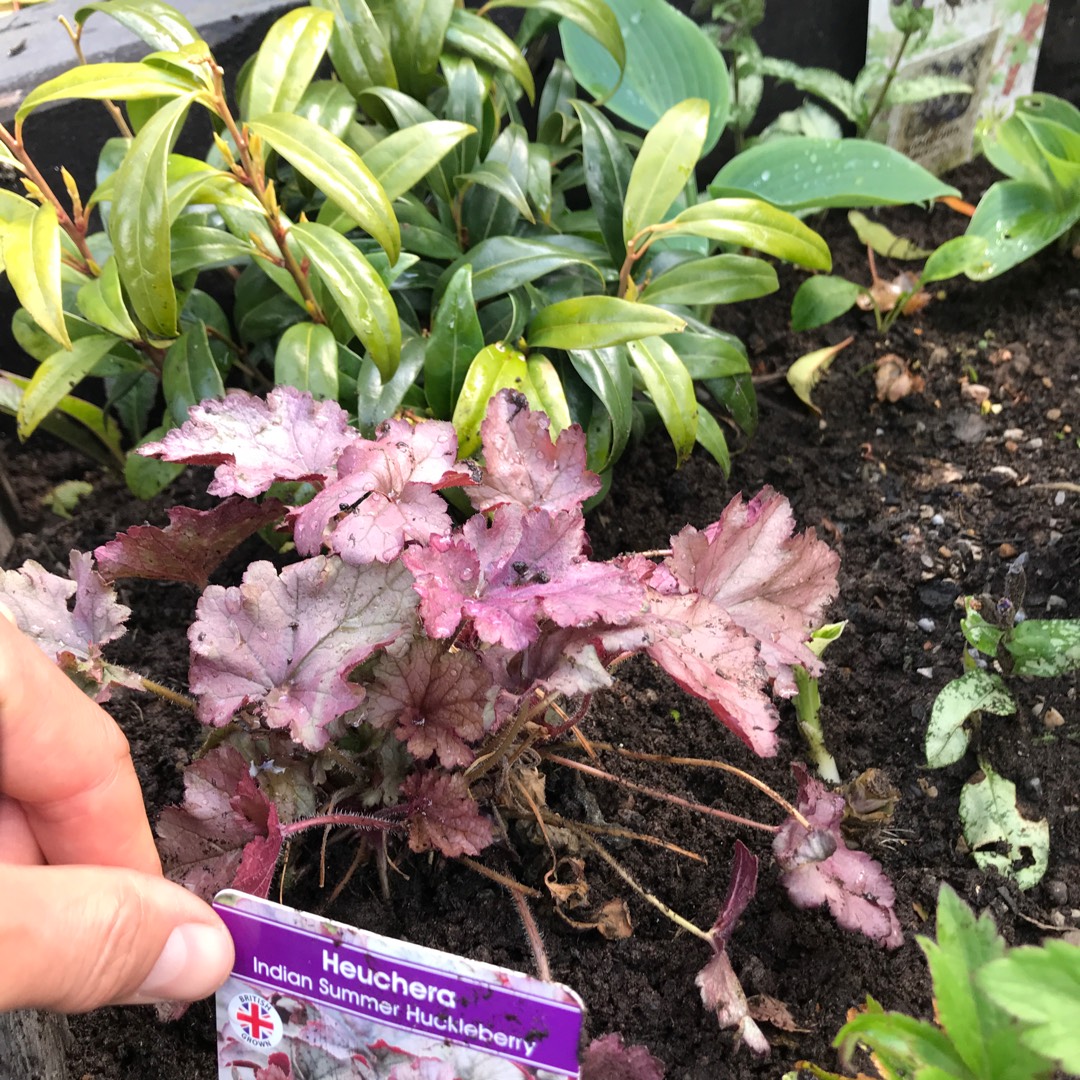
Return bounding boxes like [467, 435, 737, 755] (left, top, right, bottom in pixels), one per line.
[0, 864, 234, 1012]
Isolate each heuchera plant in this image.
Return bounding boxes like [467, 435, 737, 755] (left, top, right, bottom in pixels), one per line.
[1, 388, 903, 1055]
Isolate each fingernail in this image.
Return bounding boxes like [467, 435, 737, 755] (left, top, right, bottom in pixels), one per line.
[0, 601, 14, 624]
[131, 923, 233, 1004]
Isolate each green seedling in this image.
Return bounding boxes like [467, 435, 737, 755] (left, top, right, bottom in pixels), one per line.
[792, 621, 846, 783]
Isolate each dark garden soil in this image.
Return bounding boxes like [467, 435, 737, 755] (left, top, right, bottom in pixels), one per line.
[2, 159, 1078, 1079]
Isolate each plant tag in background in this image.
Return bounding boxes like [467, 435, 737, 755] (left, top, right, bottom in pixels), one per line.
[213, 890, 585, 1079]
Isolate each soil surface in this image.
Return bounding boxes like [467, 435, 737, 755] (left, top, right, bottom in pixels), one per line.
[2, 159, 1078, 1079]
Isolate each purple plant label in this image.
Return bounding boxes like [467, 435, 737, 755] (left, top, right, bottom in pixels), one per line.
[213, 889, 585, 1079]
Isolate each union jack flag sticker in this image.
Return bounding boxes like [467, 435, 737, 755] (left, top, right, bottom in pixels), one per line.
[228, 991, 283, 1049]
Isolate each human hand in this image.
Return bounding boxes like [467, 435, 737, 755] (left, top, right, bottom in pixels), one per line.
[0, 608, 234, 1011]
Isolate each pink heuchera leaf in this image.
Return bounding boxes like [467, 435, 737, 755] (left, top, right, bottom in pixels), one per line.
[157, 745, 282, 902]
[0, 551, 139, 700]
[189, 556, 419, 750]
[696, 841, 769, 1056]
[364, 637, 492, 768]
[580, 1033, 666, 1080]
[94, 498, 285, 588]
[256, 1053, 292, 1080]
[404, 505, 644, 650]
[388, 1058, 455, 1080]
[468, 389, 600, 513]
[139, 387, 359, 497]
[774, 764, 903, 949]
[291, 419, 476, 565]
[403, 770, 493, 857]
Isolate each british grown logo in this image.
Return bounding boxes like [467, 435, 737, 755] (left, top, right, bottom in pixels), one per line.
[228, 992, 283, 1050]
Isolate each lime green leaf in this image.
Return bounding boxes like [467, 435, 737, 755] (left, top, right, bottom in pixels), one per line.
[527, 296, 685, 349]
[836, 1010, 972, 1077]
[561, 0, 729, 153]
[290, 221, 401, 379]
[2, 202, 71, 349]
[960, 762, 1049, 891]
[394, 196, 461, 259]
[847, 210, 932, 260]
[626, 336, 696, 465]
[126, 425, 185, 497]
[17, 334, 121, 439]
[921, 235, 991, 285]
[274, 321, 339, 400]
[694, 404, 730, 475]
[452, 343, 530, 457]
[667, 198, 831, 270]
[623, 98, 709, 244]
[313, 0, 396, 95]
[162, 322, 225, 426]
[0, 190, 35, 276]
[526, 354, 572, 435]
[249, 113, 400, 261]
[75, 255, 140, 339]
[926, 671, 1015, 769]
[444, 9, 535, 104]
[786, 335, 853, 413]
[709, 137, 960, 210]
[362, 121, 475, 202]
[170, 223, 256, 276]
[16, 63, 203, 123]
[567, 346, 633, 464]
[75, 1, 202, 50]
[485, 0, 625, 73]
[425, 264, 484, 418]
[790, 275, 864, 331]
[244, 7, 334, 120]
[1004, 618, 1080, 677]
[110, 93, 194, 338]
[571, 100, 634, 265]
[665, 329, 749, 379]
[643, 254, 777, 306]
[391, 0, 454, 81]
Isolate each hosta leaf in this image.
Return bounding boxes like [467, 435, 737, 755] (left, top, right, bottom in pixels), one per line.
[243, 7, 334, 120]
[926, 670, 1015, 769]
[444, 9, 535, 103]
[572, 100, 634, 265]
[485, 0, 625, 72]
[626, 336, 697, 465]
[75, 256, 140, 339]
[313, 0, 396, 96]
[75, 1, 202, 51]
[290, 221, 401, 379]
[921, 235, 991, 284]
[527, 296, 685, 350]
[2, 202, 71, 349]
[361, 121, 475, 201]
[643, 254, 778, 306]
[248, 113, 400, 261]
[162, 322, 225, 427]
[274, 322, 339, 401]
[425, 264, 485, 418]
[790, 275, 864, 331]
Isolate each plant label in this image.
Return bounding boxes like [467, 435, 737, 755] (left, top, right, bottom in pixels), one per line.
[213, 889, 586, 1078]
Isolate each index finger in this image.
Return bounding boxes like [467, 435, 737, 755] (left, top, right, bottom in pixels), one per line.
[0, 615, 162, 876]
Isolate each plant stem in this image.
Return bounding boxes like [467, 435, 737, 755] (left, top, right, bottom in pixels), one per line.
[457, 856, 542, 899]
[538, 808, 706, 863]
[58, 16, 134, 139]
[140, 677, 196, 711]
[793, 666, 841, 784]
[510, 892, 551, 981]
[863, 28, 913, 134]
[280, 812, 406, 838]
[466, 690, 552, 781]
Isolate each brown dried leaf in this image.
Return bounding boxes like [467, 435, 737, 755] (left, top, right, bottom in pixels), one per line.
[874, 354, 925, 403]
[546, 856, 590, 910]
[747, 994, 808, 1033]
[596, 898, 634, 940]
[856, 271, 929, 315]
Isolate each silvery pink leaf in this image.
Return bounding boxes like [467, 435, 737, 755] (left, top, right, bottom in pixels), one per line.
[773, 764, 903, 949]
[469, 389, 600, 513]
[364, 637, 493, 768]
[387, 1058, 455, 1080]
[139, 387, 359, 497]
[94, 498, 285, 588]
[189, 556, 418, 750]
[0, 551, 138, 700]
[404, 505, 643, 651]
[484, 629, 614, 699]
[580, 1033, 666, 1080]
[157, 746, 282, 902]
[403, 770, 493, 857]
[291, 420, 475, 565]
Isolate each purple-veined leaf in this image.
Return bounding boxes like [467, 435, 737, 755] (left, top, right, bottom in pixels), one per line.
[0, 551, 140, 700]
[404, 504, 644, 650]
[485, 628, 615, 699]
[402, 770, 493, 857]
[773, 764, 903, 949]
[189, 556, 419, 750]
[363, 637, 493, 768]
[468, 388, 600, 513]
[291, 418, 476, 564]
[580, 1033, 666, 1080]
[94, 498, 285, 588]
[139, 386, 360, 497]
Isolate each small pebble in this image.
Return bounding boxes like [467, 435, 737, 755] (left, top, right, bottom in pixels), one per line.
[998, 542, 1018, 557]
[931, 513, 944, 526]
[1003, 427, 1024, 440]
[990, 465, 1019, 482]
[1055, 490, 1066, 506]
[1050, 910, 1066, 928]
[917, 667, 934, 678]
[1047, 595, 1068, 612]
[918, 618, 936, 633]
[1004, 440, 1019, 453]
[1025, 438, 1044, 450]
[939, 545, 953, 558]
[1043, 706, 1065, 728]
[1046, 407, 1062, 421]
[920, 554, 935, 569]
[1046, 880, 1069, 906]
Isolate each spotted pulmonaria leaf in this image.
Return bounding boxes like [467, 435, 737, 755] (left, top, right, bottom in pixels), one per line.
[291, 419, 476, 565]
[157, 745, 283, 902]
[404, 504, 644, 650]
[94, 498, 286, 588]
[468, 389, 600, 513]
[0, 551, 140, 700]
[580, 1033, 666, 1080]
[189, 556, 419, 750]
[139, 386, 359, 497]
[774, 764, 903, 949]
[402, 770, 492, 857]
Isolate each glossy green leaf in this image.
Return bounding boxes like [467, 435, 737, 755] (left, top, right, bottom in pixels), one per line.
[567, 346, 633, 465]
[1004, 618, 1080, 678]
[425, 264, 484, 418]
[314, 0, 396, 94]
[847, 210, 932, 260]
[666, 198, 832, 270]
[486, 0, 625, 71]
[458, 162, 534, 225]
[623, 98, 709, 244]
[274, 321, 339, 400]
[694, 404, 730, 475]
[790, 275, 864, 331]
[2, 202, 71, 349]
[836, 1010, 971, 1077]
[627, 336, 697, 465]
[170, 223, 255, 276]
[290, 221, 401, 379]
[643, 254, 777, 306]
[921, 235, 991, 285]
[248, 113, 400, 261]
[110, 93, 194, 338]
[709, 137, 960, 210]
[452, 343, 530, 457]
[162, 322, 225, 427]
[16, 63, 202, 123]
[394, 196, 462, 259]
[561, 0, 729, 153]
[527, 296, 685, 349]
[526, 354, 572, 435]
[444, 9, 536, 104]
[126, 425, 186, 497]
[295, 80, 357, 139]
[75, 1, 201, 51]
[75, 255, 140, 339]
[391, 0, 454, 81]
[462, 123, 533, 241]
[354, 336, 426, 432]
[786, 336, 852, 413]
[572, 100, 634, 265]
[244, 7, 334, 120]
[17, 334, 121, 439]
[665, 329, 749, 380]
[362, 121, 476, 201]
